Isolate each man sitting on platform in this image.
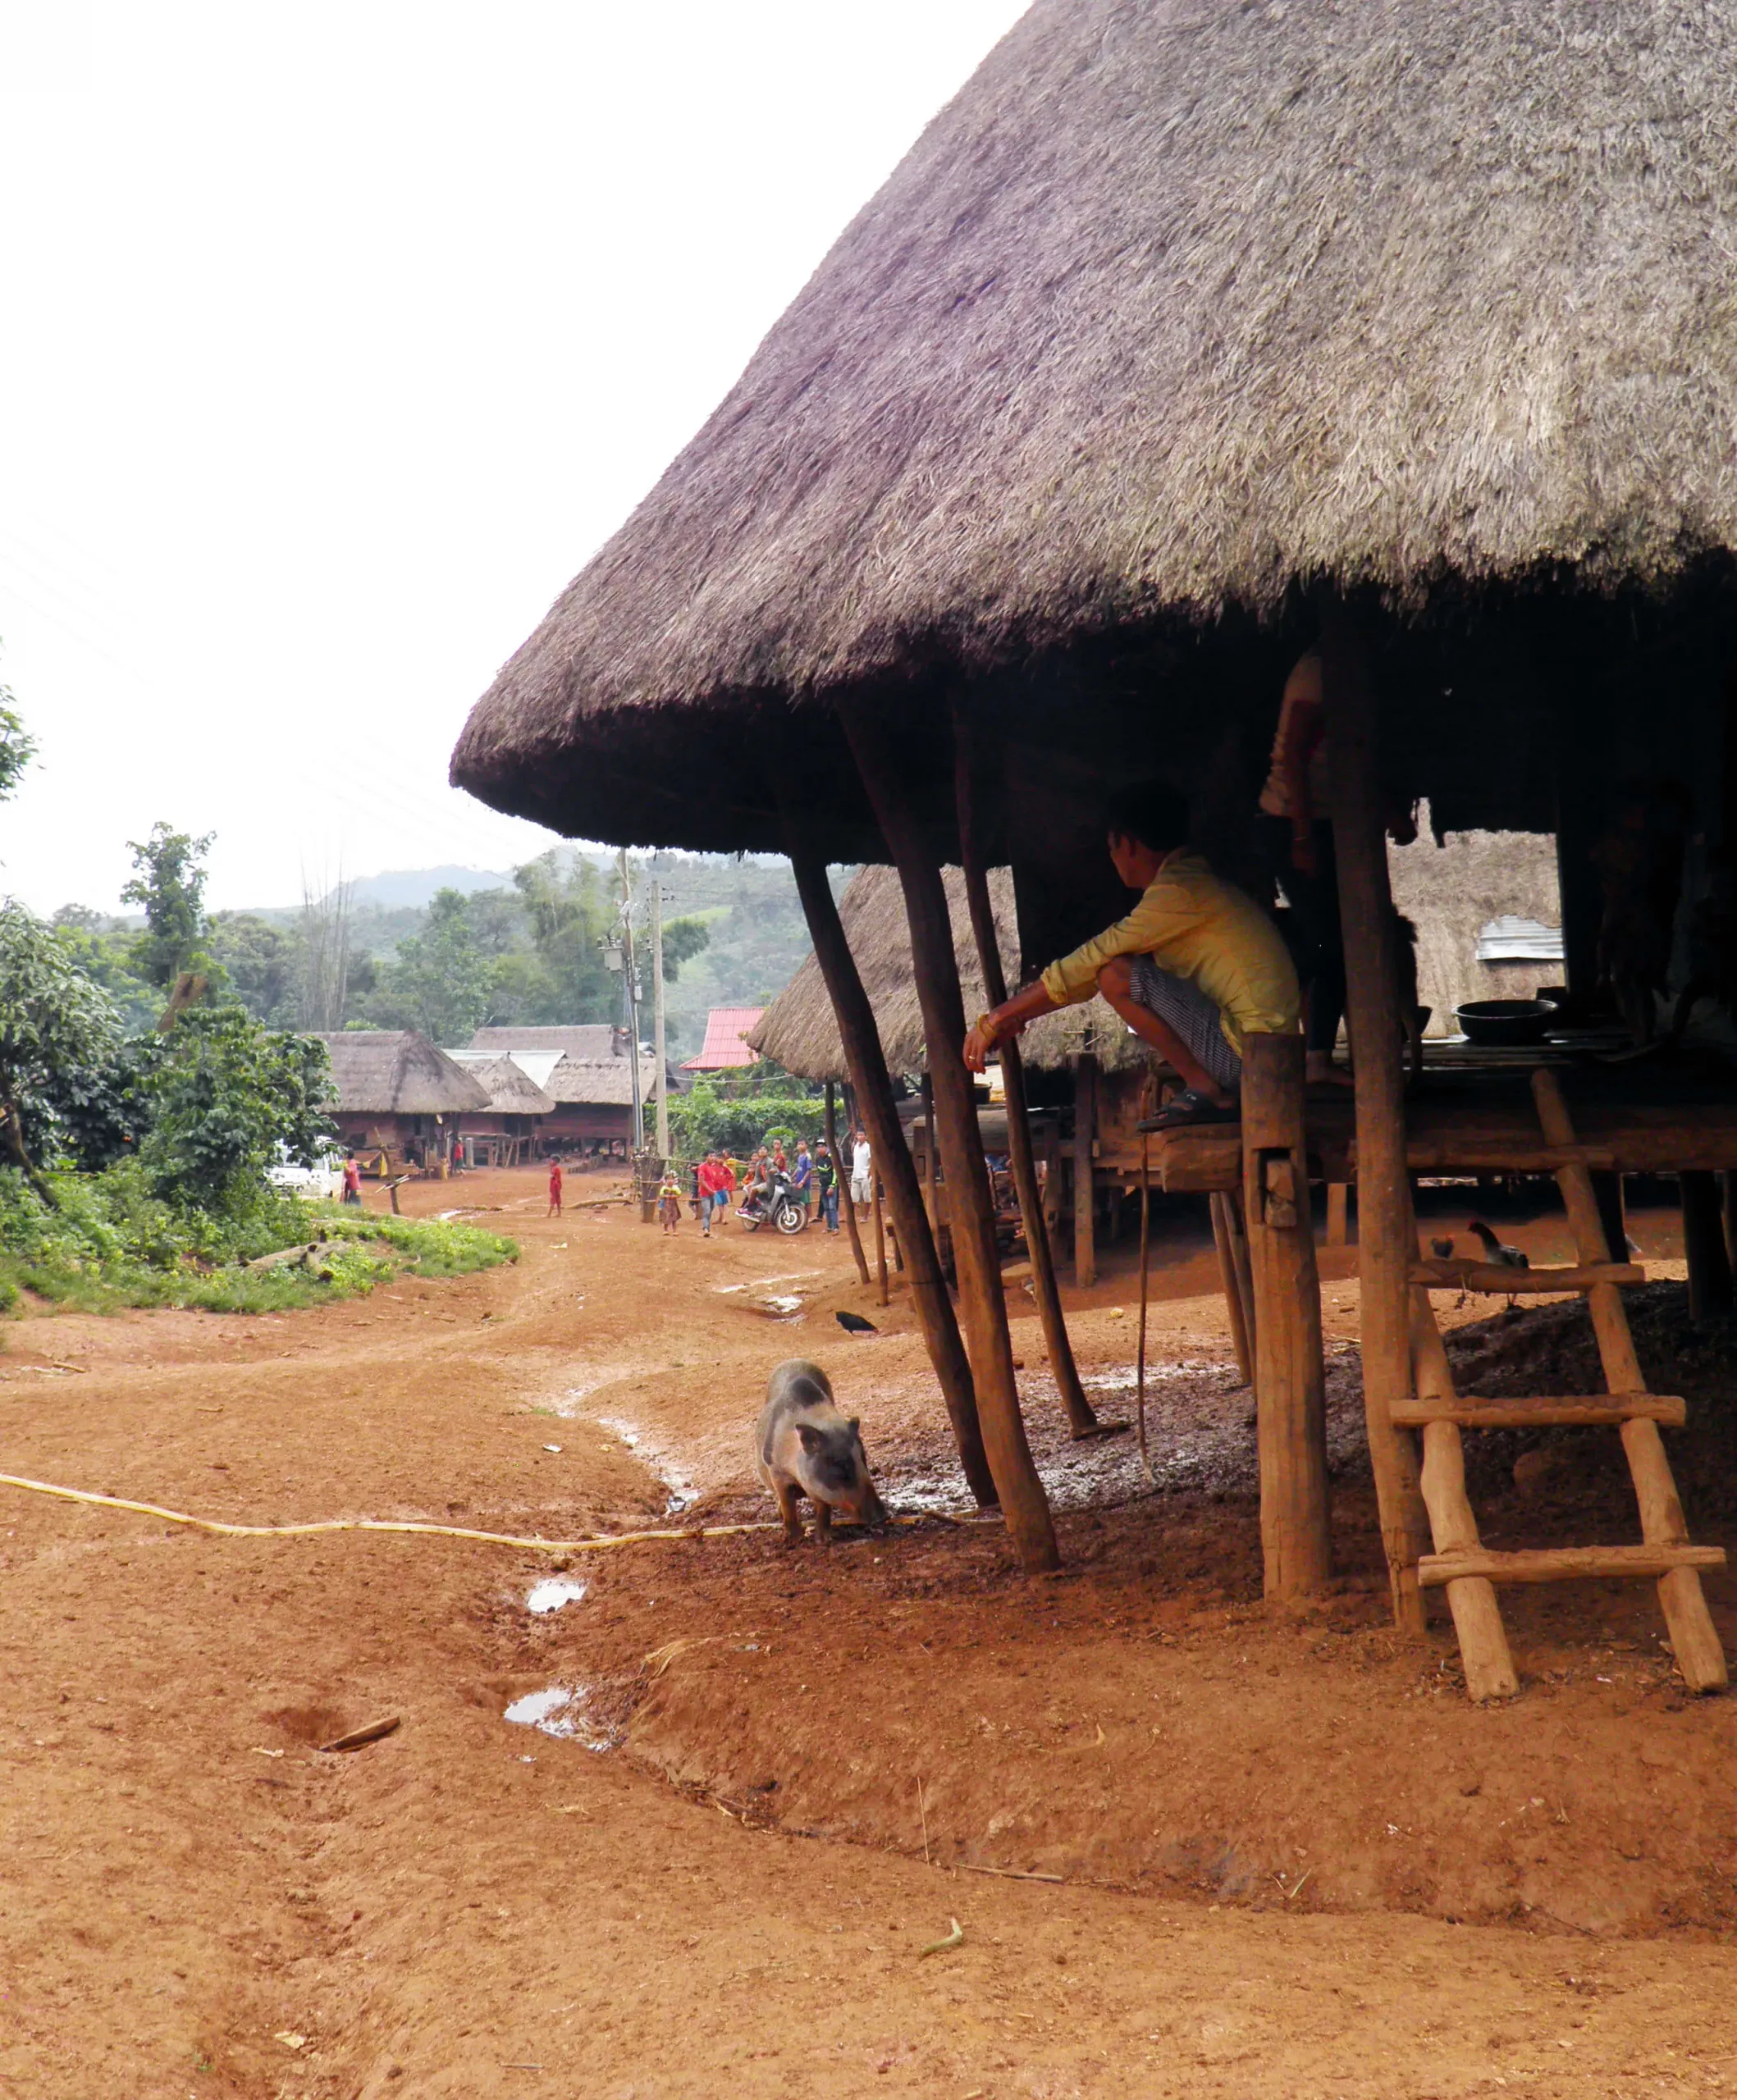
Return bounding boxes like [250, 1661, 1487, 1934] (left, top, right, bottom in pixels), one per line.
[962, 781, 1301, 1128]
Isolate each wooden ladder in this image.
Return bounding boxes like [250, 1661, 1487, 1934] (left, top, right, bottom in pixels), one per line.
[1401, 1068, 1728, 1701]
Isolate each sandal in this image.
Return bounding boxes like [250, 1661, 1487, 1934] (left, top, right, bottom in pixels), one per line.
[1137, 1088, 1238, 1131]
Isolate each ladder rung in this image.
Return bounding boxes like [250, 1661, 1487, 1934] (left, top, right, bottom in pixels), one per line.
[1393, 1393, 1686, 1429]
[1419, 1542, 1726, 1588]
[1409, 1259, 1644, 1295]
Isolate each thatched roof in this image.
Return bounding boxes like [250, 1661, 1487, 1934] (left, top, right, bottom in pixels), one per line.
[469, 1025, 619, 1060]
[315, 1032, 491, 1116]
[451, 0, 1737, 852]
[748, 865, 1145, 1080]
[445, 1052, 560, 1116]
[543, 1050, 663, 1108]
[464, 1025, 666, 1107]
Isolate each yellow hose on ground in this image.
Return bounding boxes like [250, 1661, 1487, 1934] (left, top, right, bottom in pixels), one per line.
[0, 1473, 983, 1552]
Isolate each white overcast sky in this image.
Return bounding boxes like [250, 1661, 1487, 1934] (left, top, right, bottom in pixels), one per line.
[0, 0, 1026, 915]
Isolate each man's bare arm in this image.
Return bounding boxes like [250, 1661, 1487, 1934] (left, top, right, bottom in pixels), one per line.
[962, 980, 1058, 1072]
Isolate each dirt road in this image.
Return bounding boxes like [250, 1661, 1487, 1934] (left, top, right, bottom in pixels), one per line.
[3, 1168, 1735, 2097]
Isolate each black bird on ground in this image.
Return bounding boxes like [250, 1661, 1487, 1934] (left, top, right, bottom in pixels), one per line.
[1469, 1220, 1529, 1270]
[835, 1311, 878, 1335]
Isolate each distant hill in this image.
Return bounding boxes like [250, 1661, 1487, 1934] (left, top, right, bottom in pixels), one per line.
[345, 865, 517, 910]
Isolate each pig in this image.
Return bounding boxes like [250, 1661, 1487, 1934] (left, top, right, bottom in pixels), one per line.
[755, 1358, 887, 1545]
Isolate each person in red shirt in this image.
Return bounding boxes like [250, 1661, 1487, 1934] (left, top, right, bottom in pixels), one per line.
[341, 1153, 362, 1206]
[696, 1150, 735, 1238]
[547, 1159, 564, 1216]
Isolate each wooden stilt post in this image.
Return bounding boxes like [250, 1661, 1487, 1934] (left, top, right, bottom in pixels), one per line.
[1326, 1183, 1350, 1247]
[1683, 1171, 1732, 1322]
[1592, 1172, 1629, 1266]
[826, 1080, 871, 1287]
[843, 708, 1059, 1573]
[787, 837, 996, 1506]
[953, 714, 1099, 1438]
[1210, 1193, 1255, 1389]
[919, 1072, 944, 1253]
[1225, 1189, 1258, 1367]
[871, 1175, 889, 1305]
[1322, 614, 1431, 1635]
[1241, 1033, 1332, 1597]
[1072, 1056, 1099, 1288]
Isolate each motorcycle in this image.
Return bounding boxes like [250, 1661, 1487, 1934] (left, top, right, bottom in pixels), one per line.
[736, 1171, 809, 1235]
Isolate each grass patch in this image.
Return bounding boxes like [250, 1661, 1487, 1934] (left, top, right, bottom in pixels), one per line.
[0, 1165, 517, 1317]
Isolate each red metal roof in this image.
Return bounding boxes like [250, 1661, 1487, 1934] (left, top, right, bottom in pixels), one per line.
[682, 1007, 765, 1070]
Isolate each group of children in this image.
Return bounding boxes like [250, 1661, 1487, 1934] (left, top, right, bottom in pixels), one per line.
[657, 1134, 858, 1235]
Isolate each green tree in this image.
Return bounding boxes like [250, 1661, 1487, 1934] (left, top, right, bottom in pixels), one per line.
[0, 671, 35, 803]
[136, 1004, 333, 1206]
[50, 906, 159, 1032]
[660, 914, 711, 984]
[513, 852, 615, 1019]
[121, 824, 214, 989]
[369, 888, 497, 1043]
[0, 900, 125, 1201]
[208, 911, 300, 1025]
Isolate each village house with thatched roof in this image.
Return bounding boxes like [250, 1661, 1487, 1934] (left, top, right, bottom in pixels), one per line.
[315, 1031, 490, 1172]
[464, 1025, 671, 1157]
[451, 0, 1737, 1673]
[443, 1052, 558, 1166]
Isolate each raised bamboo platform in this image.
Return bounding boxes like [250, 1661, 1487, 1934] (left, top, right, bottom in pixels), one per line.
[1136, 1062, 1737, 1194]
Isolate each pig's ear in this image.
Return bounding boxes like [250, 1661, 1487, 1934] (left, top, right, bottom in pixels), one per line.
[797, 1423, 825, 1454]
[848, 1416, 862, 1436]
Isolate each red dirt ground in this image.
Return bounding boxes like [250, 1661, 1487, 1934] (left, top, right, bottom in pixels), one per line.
[5, 1166, 1737, 2098]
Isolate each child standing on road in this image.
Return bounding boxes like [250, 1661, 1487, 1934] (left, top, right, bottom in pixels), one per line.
[657, 1169, 683, 1234]
[813, 1142, 839, 1233]
[547, 1159, 564, 1216]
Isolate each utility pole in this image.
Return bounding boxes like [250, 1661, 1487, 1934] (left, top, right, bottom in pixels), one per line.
[618, 847, 644, 1153]
[650, 853, 670, 1158]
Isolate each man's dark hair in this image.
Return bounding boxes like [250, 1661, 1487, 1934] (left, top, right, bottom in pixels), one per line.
[1105, 780, 1190, 853]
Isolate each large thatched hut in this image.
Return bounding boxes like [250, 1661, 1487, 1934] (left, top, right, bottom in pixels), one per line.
[464, 1026, 668, 1157]
[316, 1031, 491, 1170]
[444, 1052, 558, 1165]
[450, 0, 1737, 1660]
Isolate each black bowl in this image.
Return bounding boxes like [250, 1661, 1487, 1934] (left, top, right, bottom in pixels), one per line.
[1455, 998, 1556, 1046]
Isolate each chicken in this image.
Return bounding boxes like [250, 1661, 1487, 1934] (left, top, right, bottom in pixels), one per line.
[834, 1311, 878, 1335]
[1468, 1220, 1529, 1271]
[1428, 1236, 1456, 1259]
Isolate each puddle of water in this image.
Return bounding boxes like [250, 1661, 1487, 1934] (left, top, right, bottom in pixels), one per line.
[596, 1414, 698, 1514]
[713, 1270, 824, 1297]
[525, 1577, 588, 1615]
[503, 1684, 616, 1750]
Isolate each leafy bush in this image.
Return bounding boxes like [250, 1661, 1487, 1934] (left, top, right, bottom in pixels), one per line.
[134, 1004, 334, 1205]
[0, 1165, 515, 1315]
[665, 1075, 830, 1161]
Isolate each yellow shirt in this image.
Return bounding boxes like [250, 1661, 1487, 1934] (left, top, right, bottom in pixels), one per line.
[1039, 851, 1300, 1051]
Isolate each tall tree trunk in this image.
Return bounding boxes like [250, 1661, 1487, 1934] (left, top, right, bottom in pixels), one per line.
[0, 1101, 56, 1208]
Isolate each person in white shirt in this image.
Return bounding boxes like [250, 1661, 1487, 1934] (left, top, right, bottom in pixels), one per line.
[849, 1129, 872, 1217]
